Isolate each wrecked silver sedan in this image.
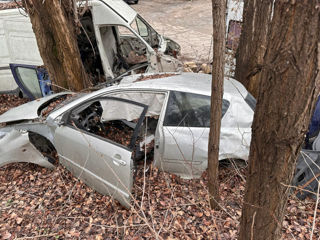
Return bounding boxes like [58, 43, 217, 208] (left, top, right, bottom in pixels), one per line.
[0, 73, 254, 207]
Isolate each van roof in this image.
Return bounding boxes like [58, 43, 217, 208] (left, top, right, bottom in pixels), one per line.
[91, 0, 137, 24]
[0, 1, 137, 25]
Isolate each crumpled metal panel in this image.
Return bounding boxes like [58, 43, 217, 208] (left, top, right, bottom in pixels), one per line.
[293, 150, 320, 200]
[0, 129, 54, 169]
[0, 92, 68, 124]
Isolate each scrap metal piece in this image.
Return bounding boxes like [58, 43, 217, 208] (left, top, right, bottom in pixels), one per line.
[293, 150, 320, 200]
[0, 92, 69, 124]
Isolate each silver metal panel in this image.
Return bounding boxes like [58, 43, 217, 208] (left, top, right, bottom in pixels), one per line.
[0, 129, 54, 169]
[6, 123, 55, 144]
[154, 126, 209, 179]
[54, 125, 133, 208]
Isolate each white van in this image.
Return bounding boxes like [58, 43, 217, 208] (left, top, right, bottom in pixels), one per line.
[0, 0, 182, 94]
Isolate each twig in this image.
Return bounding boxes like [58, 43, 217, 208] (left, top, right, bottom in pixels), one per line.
[280, 182, 319, 196]
[250, 211, 256, 240]
[140, 118, 148, 209]
[310, 181, 320, 239]
[213, 217, 222, 240]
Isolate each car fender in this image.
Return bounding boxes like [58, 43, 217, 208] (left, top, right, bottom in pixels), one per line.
[0, 129, 54, 169]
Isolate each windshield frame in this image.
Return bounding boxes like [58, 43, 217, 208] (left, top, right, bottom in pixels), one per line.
[131, 15, 161, 49]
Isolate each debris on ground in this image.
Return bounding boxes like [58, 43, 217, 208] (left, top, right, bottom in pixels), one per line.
[134, 73, 177, 82]
[0, 95, 29, 115]
[184, 62, 212, 74]
[96, 121, 134, 147]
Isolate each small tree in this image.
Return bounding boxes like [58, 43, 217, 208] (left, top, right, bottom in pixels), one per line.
[208, 0, 226, 210]
[23, 0, 89, 91]
[239, 1, 320, 239]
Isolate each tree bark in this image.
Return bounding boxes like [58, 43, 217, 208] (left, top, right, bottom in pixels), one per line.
[235, 0, 273, 98]
[23, 0, 88, 91]
[208, 0, 226, 210]
[239, 1, 320, 240]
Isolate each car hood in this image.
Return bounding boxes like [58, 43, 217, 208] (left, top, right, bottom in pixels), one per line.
[0, 92, 70, 124]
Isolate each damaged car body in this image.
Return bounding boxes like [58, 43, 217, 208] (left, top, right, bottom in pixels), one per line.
[0, 73, 254, 208]
[78, 0, 182, 84]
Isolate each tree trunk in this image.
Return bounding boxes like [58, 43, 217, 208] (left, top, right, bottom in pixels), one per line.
[235, 0, 273, 98]
[208, 0, 226, 210]
[23, 0, 88, 91]
[239, 1, 320, 240]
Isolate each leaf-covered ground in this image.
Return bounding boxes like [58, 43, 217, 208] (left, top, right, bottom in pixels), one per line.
[0, 94, 319, 239]
[0, 1, 21, 11]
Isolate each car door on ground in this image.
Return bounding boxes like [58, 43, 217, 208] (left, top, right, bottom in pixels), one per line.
[53, 97, 147, 208]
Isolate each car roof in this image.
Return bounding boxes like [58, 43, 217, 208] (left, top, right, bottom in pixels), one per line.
[114, 72, 249, 98]
[48, 73, 250, 121]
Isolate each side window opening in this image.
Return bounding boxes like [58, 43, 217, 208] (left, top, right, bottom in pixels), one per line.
[67, 92, 166, 165]
[107, 91, 166, 161]
[133, 15, 160, 49]
[164, 91, 230, 127]
[98, 24, 148, 77]
[68, 98, 146, 149]
[117, 25, 148, 66]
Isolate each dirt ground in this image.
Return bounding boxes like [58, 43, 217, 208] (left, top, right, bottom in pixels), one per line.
[132, 0, 213, 62]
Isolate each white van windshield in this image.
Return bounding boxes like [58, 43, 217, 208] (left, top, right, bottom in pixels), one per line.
[131, 15, 160, 49]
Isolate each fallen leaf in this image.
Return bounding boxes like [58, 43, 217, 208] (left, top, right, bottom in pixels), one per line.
[2, 232, 11, 239]
[16, 217, 23, 224]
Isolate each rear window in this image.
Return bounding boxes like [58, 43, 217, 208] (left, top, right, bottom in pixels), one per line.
[163, 91, 230, 127]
